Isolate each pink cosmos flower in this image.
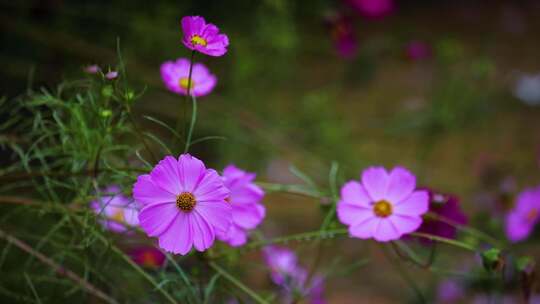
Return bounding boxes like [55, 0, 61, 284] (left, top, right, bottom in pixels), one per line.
[90, 185, 139, 233]
[181, 16, 229, 57]
[337, 166, 429, 242]
[217, 165, 265, 247]
[263, 246, 326, 303]
[105, 70, 118, 80]
[128, 246, 166, 269]
[133, 154, 231, 255]
[505, 185, 540, 242]
[347, 0, 394, 19]
[84, 64, 100, 74]
[160, 58, 217, 97]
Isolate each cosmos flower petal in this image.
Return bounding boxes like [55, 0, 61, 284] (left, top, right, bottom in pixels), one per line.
[160, 58, 217, 97]
[349, 217, 379, 239]
[191, 212, 215, 251]
[337, 201, 370, 225]
[133, 174, 176, 205]
[393, 190, 429, 215]
[194, 169, 229, 202]
[181, 15, 229, 56]
[506, 211, 533, 242]
[158, 212, 193, 255]
[138, 202, 179, 237]
[219, 224, 248, 247]
[386, 167, 416, 203]
[361, 166, 389, 201]
[389, 215, 422, 235]
[232, 203, 265, 229]
[150, 156, 181, 194]
[178, 154, 206, 193]
[373, 219, 401, 242]
[196, 201, 232, 233]
[339, 181, 372, 208]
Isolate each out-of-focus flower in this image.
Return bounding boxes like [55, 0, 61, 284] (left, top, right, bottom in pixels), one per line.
[514, 73, 540, 106]
[337, 166, 429, 242]
[405, 40, 432, 61]
[505, 185, 540, 242]
[128, 246, 166, 269]
[181, 16, 229, 57]
[160, 58, 217, 97]
[91, 185, 139, 233]
[437, 279, 465, 303]
[263, 246, 326, 303]
[84, 64, 100, 74]
[347, 0, 394, 19]
[105, 70, 118, 80]
[416, 189, 468, 241]
[325, 13, 358, 59]
[134, 154, 231, 255]
[217, 165, 265, 247]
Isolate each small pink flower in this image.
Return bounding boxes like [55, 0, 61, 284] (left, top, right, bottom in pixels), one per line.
[160, 58, 217, 97]
[181, 16, 229, 57]
[337, 166, 429, 242]
[263, 246, 303, 286]
[347, 0, 394, 19]
[505, 185, 540, 242]
[326, 13, 358, 59]
[84, 64, 100, 74]
[133, 154, 231, 255]
[105, 70, 118, 80]
[91, 185, 139, 233]
[217, 165, 265, 246]
[129, 246, 166, 269]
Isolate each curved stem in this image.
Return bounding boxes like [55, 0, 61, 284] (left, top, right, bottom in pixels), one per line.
[410, 232, 477, 252]
[184, 94, 197, 153]
[208, 261, 268, 304]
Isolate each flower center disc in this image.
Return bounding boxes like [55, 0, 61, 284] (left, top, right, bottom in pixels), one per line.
[176, 192, 196, 212]
[373, 200, 393, 218]
[191, 35, 208, 47]
[179, 77, 195, 90]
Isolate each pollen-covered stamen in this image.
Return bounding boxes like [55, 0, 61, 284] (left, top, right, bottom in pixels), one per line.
[176, 192, 196, 212]
[373, 200, 393, 218]
[112, 210, 125, 223]
[179, 77, 195, 90]
[191, 35, 208, 47]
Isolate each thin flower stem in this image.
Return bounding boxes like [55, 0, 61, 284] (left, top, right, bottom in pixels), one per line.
[175, 50, 196, 149]
[208, 261, 269, 304]
[184, 94, 197, 153]
[0, 228, 118, 304]
[256, 182, 322, 198]
[411, 232, 477, 252]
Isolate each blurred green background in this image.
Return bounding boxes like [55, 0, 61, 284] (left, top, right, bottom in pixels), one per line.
[2, 0, 540, 302]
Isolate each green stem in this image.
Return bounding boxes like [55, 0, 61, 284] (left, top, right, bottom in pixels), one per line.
[184, 94, 197, 153]
[411, 232, 477, 252]
[175, 50, 195, 150]
[208, 261, 268, 304]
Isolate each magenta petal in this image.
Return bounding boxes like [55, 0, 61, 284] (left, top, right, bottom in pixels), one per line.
[191, 212, 215, 251]
[349, 216, 379, 239]
[337, 201, 370, 226]
[194, 169, 229, 202]
[340, 181, 372, 208]
[393, 190, 429, 216]
[373, 219, 401, 242]
[133, 174, 176, 206]
[386, 167, 416, 203]
[390, 215, 423, 235]
[150, 156, 181, 194]
[158, 212, 193, 255]
[506, 212, 533, 242]
[361, 167, 389, 201]
[178, 154, 206, 193]
[195, 201, 232, 233]
[223, 224, 248, 247]
[138, 202, 179, 237]
[232, 203, 264, 229]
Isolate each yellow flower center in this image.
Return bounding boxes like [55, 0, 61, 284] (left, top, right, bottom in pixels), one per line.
[191, 35, 207, 47]
[176, 192, 196, 212]
[179, 77, 195, 90]
[526, 208, 538, 223]
[373, 200, 393, 218]
[112, 210, 125, 223]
